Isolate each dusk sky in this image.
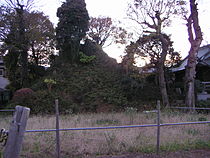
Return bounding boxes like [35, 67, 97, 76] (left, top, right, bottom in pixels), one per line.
[1, 0, 210, 64]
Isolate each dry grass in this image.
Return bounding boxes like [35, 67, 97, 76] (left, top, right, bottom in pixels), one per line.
[1, 110, 210, 157]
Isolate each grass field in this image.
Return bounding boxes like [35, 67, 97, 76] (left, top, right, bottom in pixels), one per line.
[0, 110, 210, 158]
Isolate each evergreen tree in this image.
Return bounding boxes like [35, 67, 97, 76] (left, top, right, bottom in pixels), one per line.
[56, 0, 89, 63]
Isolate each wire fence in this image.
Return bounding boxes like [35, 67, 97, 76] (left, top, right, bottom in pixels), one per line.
[25, 121, 210, 132]
[170, 107, 210, 110]
[25, 101, 210, 157]
[0, 109, 15, 112]
[1, 102, 210, 158]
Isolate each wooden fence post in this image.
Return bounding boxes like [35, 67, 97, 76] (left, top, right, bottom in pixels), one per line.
[156, 100, 161, 155]
[55, 99, 60, 158]
[3, 106, 30, 158]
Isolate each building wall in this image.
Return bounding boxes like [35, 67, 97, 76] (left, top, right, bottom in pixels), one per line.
[0, 56, 9, 89]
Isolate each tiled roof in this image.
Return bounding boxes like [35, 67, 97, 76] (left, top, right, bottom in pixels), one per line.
[171, 44, 210, 72]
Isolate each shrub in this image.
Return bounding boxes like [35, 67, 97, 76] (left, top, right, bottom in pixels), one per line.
[196, 100, 210, 113]
[12, 88, 35, 103]
[29, 90, 56, 114]
[8, 88, 36, 111]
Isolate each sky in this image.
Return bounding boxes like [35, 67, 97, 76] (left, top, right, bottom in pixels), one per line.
[37, 0, 131, 62]
[6, 0, 210, 65]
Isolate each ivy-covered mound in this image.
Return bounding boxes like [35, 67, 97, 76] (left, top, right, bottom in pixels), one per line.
[9, 41, 127, 114]
[8, 40, 160, 114]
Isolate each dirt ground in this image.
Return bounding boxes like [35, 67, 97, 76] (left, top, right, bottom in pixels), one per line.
[96, 149, 210, 158]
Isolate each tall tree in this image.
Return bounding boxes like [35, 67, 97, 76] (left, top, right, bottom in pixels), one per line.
[1, 1, 55, 89]
[26, 11, 55, 66]
[121, 42, 137, 74]
[127, 0, 186, 107]
[0, 5, 13, 43]
[56, 0, 89, 63]
[14, 4, 29, 87]
[87, 16, 130, 48]
[184, 0, 202, 109]
[135, 34, 181, 68]
[1, 8, 55, 65]
[3, 0, 35, 87]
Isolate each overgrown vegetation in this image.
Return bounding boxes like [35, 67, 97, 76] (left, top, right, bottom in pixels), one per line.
[1, 111, 209, 157]
[0, 0, 208, 115]
[6, 40, 163, 114]
[0, 1, 209, 157]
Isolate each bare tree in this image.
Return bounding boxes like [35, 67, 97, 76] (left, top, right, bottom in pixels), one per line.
[185, 0, 202, 110]
[5, 0, 35, 10]
[127, 0, 186, 107]
[87, 16, 131, 48]
[3, 0, 36, 87]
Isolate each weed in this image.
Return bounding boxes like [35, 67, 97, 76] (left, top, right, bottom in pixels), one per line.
[186, 116, 197, 122]
[198, 117, 207, 121]
[127, 146, 138, 153]
[138, 145, 155, 153]
[33, 142, 40, 153]
[119, 141, 127, 151]
[96, 119, 120, 125]
[1, 111, 210, 157]
[144, 112, 156, 120]
[194, 140, 210, 149]
[125, 107, 138, 124]
[160, 141, 186, 152]
[104, 132, 117, 154]
[125, 107, 138, 114]
[186, 129, 200, 136]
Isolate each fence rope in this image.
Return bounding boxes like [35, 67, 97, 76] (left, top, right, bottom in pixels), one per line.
[25, 121, 210, 133]
[170, 107, 210, 110]
[0, 109, 15, 112]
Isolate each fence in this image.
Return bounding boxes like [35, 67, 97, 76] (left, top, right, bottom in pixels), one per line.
[170, 107, 210, 110]
[1, 101, 210, 158]
[0, 109, 15, 112]
[202, 82, 210, 92]
[1, 106, 30, 158]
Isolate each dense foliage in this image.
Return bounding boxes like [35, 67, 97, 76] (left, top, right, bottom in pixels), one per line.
[56, 0, 89, 63]
[0, 3, 55, 90]
[8, 41, 159, 114]
[26, 11, 55, 66]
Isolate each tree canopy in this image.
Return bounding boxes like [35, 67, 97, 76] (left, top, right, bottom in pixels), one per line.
[56, 0, 89, 63]
[26, 11, 55, 65]
[0, 1, 55, 89]
[125, 0, 187, 107]
[87, 16, 131, 48]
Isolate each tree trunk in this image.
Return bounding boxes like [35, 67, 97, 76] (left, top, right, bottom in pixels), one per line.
[185, 0, 202, 110]
[158, 35, 170, 107]
[158, 64, 169, 107]
[16, 6, 29, 87]
[31, 42, 39, 65]
[185, 47, 197, 109]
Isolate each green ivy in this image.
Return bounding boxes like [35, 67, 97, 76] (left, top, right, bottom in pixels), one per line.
[44, 78, 57, 84]
[79, 52, 96, 64]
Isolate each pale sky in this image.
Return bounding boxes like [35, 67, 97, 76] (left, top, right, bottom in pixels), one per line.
[37, 0, 210, 64]
[3, 0, 210, 64]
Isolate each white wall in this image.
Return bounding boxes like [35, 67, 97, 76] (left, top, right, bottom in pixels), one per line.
[0, 77, 9, 89]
